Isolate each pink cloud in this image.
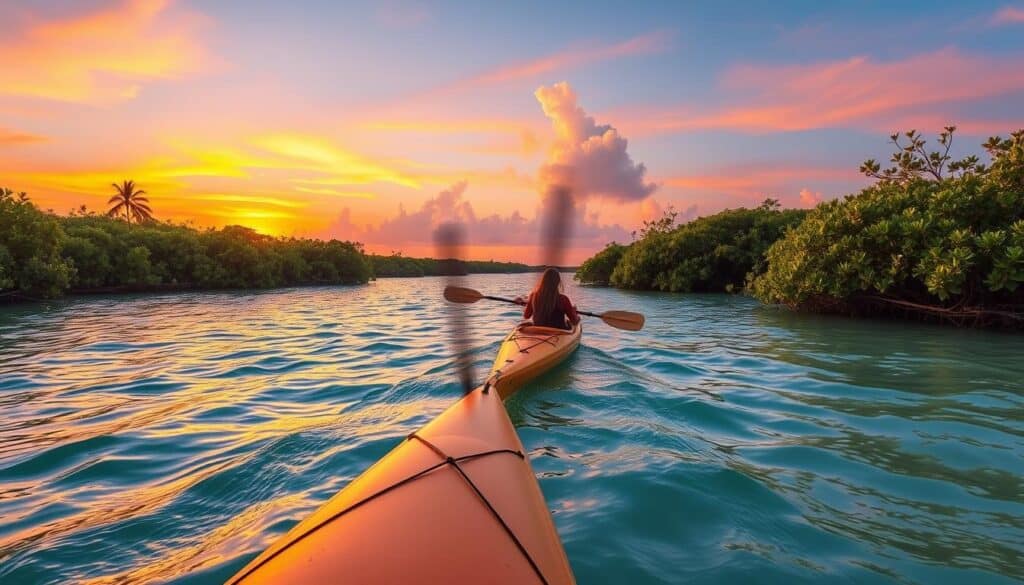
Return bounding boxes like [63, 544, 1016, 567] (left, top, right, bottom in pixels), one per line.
[611, 48, 1024, 135]
[798, 188, 822, 207]
[639, 198, 664, 222]
[321, 181, 631, 259]
[658, 163, 865, 210]
[0, 127, 45, 146]
[442, 30, 671, 93]
[992, 5, 1024, 25]
[0, 0, 210, 104]
[361, 116, 547, 158]
[662, 164, 859, 195]
[870, 115, 1021, 136]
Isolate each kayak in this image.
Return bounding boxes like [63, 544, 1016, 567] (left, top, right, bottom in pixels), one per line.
[226, 321, 582, 585]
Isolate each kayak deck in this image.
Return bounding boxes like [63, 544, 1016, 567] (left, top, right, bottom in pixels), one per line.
[488, 322, 582, 399]
[227, 322, 581, 584]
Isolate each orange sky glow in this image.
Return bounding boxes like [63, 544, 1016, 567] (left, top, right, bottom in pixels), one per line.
[2, 1, 1023, 263]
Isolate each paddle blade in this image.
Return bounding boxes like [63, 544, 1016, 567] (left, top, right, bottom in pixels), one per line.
[443, 285, 483, 304]
[600, 310, 645, 331]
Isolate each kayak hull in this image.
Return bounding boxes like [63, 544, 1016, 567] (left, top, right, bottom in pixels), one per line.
[227, 322, 581, 585]
[489, 323, 582, 399]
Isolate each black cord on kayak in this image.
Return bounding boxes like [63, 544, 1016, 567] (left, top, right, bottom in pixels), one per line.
[408, 433, 549, 585]
[226, 432, 546, 585]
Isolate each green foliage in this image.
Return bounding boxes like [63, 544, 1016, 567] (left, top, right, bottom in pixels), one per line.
[0, 245, 14, 290]
[0, 192, 374, 299]
[462, 259, 534, 274]
[860, 126, 986, 184]
[369, 253, 431, 277]
[575, 242, 628, 285]
[632, 206, 679, 240]
[753, 129, 1024, 318]
[124, 246, 157, 285]
[0, 189, 74, 297]
[63, 229, 114, 288]
[0, 187, 540, 301]
[596, 200, 807, 292]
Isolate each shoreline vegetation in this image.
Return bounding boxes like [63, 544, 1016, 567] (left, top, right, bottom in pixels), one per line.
[576, 128, 1024, 329]
[0, 188, 565, 302]
[5, 127, 1021, 329]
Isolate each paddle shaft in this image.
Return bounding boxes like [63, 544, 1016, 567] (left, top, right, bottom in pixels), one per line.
[483, 294, 519, 304]
[482, 293, 596, 318]
[444, 285, 644, 331]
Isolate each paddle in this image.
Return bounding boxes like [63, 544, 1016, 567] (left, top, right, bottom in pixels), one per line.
[444, 285, 646, 331]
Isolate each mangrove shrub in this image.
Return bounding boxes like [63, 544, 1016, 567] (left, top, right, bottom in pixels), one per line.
[599, 200, 807, 292]
[0, 196, 374, 298]
[752, 129, 1024, 326]
[0, 189, 74, 297]
[575, 242, 628, 285]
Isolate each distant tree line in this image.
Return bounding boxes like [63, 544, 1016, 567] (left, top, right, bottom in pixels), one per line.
[0, 188, 536, 300]
[369, 252, 533, 277]
[0, 192, 373, 299]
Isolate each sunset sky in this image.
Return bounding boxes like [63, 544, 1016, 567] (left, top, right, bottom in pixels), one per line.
[2, 1, 1024, 263]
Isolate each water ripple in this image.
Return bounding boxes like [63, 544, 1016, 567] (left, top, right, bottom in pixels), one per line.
[1, 277, 1022, 585]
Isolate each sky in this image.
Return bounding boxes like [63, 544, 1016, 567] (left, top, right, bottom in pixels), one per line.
[2, 0, 1023, 263]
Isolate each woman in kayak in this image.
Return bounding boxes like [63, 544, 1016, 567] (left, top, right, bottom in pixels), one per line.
[516, 267, 580, 330]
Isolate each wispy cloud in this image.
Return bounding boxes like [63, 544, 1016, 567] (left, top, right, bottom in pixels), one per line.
[0, 0, 209, 104]
[375, 0, 433, 29]
[363, 117, 537, 134]
[437, 30, 671, 94]
[799, 188, 822, 207]
[360, 116, 546, 158]
[185, 194, 306, 209]
[321, 181, 630, 257]
[292, 186, 378, 199]
[4, 133, 425, 197]
[662, 165, 857, 195]
[253, 134, 422, 188]
[614, 48, 1024, 135]
[0, 128, 542, 238]
[0, 127, 46, 146]
[659, 163, 864, 210]
[991, 5, 1024, 25]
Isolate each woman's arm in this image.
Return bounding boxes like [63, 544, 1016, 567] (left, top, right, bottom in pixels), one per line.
[561, 295, 580, 324]
[523, 294, 533, 319]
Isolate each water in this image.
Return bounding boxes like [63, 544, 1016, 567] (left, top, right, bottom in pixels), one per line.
[1, 274, 1021, 585]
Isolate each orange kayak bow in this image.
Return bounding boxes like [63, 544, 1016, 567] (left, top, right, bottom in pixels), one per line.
[227, 322, 581, 584]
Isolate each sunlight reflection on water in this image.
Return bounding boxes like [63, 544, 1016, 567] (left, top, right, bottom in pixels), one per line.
[1, 275, 1022, 585]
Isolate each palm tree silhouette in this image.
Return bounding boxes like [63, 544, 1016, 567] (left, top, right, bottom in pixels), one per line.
[107, 180, 152, 226]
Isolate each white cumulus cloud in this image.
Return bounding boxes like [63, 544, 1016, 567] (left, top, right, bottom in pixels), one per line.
[535, 81, 657, 202]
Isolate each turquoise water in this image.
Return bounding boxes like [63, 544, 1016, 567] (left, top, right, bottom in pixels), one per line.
[1, 274, 1021, 585]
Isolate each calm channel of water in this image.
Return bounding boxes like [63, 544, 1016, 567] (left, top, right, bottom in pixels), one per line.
[1, 274, 1021, 584]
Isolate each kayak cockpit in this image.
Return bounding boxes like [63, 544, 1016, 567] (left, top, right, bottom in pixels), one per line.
[487, 322, 581, 399]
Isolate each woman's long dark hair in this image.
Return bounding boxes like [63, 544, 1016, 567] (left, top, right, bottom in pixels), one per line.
[531, 268, 562, 323]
